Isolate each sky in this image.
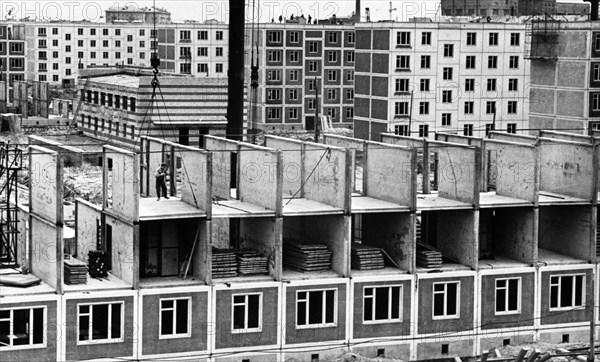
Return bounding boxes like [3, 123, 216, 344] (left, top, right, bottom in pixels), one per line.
[0, 0, 444, 23]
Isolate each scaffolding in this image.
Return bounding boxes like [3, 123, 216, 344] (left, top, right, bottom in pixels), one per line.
[0, 142, 22, 268]
[525, 19, 560, 60]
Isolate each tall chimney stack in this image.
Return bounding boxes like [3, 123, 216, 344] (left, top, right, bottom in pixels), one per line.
[356, 0, 361, 22]
[227, 1, 245, 140]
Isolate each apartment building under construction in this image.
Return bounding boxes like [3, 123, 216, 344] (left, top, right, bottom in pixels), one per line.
[0, 130, 599, 361]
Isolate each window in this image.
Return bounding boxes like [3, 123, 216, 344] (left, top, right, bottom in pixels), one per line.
[346, 108, 354, 119]
[90, 52, 96, 59]
[77, 40, 84, 47]
[139, 41, 145, 48]
[53, 63, 59, 69]
[363, 286, 402, 323]
[507, 123, 517, 134]
[327, 70, 338, 82]
[550, 275, 585, 310]
[594, 93, 600, 111]
[419, 124, 429, 137]
[508, 101, 518, 114]
[395, 125, 409, 136]
[216, 63, 223, 73]
[465, 79, 475, 92]
[179, 30, 191, 41]
[289, 108, 299, 120]
[466, 55, 476, 69]
[103, 52, 109, 59]
[486, 123, 495, 135]
[296, 290, 336, 328]
[38, 27, 47, 36]
[289, 89, 299, 100]
[395, 102, 409, 116]
[347, 32, 355, 44]
[419, 102, 429, 115]
[159, 298, 191, 339]
[39, 51, 47, 60]
[509, 56, 519, 69]
[216, 31, 224, 40]
[442, 113, 451, 126]
[197, 47, 208, 57]
[395, 79, 410, 93]
[487, 79, 497, 92]
[421, 32, 431, 45]
[90, 29, 96, 36]
[397, 31, 411, 46]
[65, 45, 71, 53]
[65, 34, 71, 41]
[267, 89, 281, 100]
[232, 294, 262, 333]
[267, 108, 281, 120]
[289, 70, 299, 82]
[140, 29, 145, 36]
[486, 101, 496, 114]
[443, 44, 454, 57]
[326, 89, 337, 100]
[327, 108, 337, 119]
[52, 28, 58, 35]
[308, 41, 318, 53]
[396, 55, 410, 70]
[420, 79, 430, 92]
[488, 56, 498, 69]
[466, 32, 477, 46]
[0, 307, 45, 349]
[289, 50, 300, 63]
[508, 78, 519, 91]
[198, 30, 208, 40]
[10, 59, 23, 69]
[495, 278, 520, 314]
[267, 70, 281, 81]
[127, 46, 133, 54]
[115, 40, 121, 47]
[328, 32, 339, 43]
[52, 40, 58, 47]
[216, 47, 224, 57]
[464, 101, 474, 114]
[420, 55, 430, 69]
[347, 51, 355, 63]
[347, 70, 355, 82]
[489, 32, 499, 46]
[267, 50, 281, 62]
[103, 40, 109, 47]
[443, 67, 453, 80]
[77, 28, 84, 35]
[140, 52, 146, 59]
[327, 51, 337, 63]
[77, 303, 123, 344]
[346, 89, 354, 100]
[433, 282, 459, 318]
[268, 31, 282, 43]
[463, 124, 473, 136]
[442, 90, 453, 103]
[290, 31, 300, 43]
[180, 63, 191, 74]
[308, 99, 316, 110]
[10, 43, 23, 52]
[90, 40, 96, 47]
[115, 29, 121, 36]
[39, 39, 47, 48]
[510, 33, 520, 46]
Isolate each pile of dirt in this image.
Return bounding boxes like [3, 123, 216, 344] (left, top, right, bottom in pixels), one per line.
[63, 164, 102, 204]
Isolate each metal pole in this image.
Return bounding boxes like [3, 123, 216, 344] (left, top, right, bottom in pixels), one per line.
[227, 1, 245, 141]
[315, 77, 320, 143]
[408, 90, 414, 135]
[589, 274, 596, 362]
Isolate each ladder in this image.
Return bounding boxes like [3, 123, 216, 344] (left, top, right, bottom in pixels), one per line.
[179, 225, 202, 279]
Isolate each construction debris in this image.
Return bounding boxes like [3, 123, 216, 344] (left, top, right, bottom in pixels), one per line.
[236, 250, 269, 275]
[416, 243, 443, 268]
[212, 248, 238, 278]
[283, 241, 332, 272]
[351, 244, 385, 270]
[64, 257, 87, 285]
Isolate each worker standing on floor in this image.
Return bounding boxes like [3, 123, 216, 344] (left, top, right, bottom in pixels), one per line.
[155, 162, 169, 201]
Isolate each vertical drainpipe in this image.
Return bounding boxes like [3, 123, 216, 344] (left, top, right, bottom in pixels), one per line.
[227, 1, 245, 141]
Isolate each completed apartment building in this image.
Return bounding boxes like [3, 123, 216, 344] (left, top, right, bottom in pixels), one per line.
[0, 23, 26, 108]
[353, 20, 530, 140]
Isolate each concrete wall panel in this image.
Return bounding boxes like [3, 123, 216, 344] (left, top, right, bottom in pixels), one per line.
[240, 217, 282, 280]
[558, 31, 587, 58]
[365, 142, 414, 207]
[485, 142, 537, 202]
[176, 147, 210, 211]
[303, 144, 347, 210]
[105, 149, 139, 222]
[264, 136, 303, 198]
[30, 218, 59, 289]
[205, 137, 236, 200]
[437, 146, 478, 204]
[238, 148, 280, 212]
[480, 272, 535, 330]
[437, 210, 477, 268]
[540, 269, 592, 325]
[539, 206, 594, 262]
[539, 140, 594, 200]
[556, 90, 585, 118]
[494, 208, 537, 264]
[530, 88, 555, 115]
[556, 61, 587, 88]
[105, 214, 135, 285]
[29, 147, 60, 223]
[75, 199, 101, 263]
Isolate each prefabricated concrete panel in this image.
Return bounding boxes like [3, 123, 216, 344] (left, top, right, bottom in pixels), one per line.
[176, 146, 210, 211]
[264, 136, 303, 197]
[210, 218, 230, 249]
[30, 217, 61, 289]
[538, 206, 595, 262]
[75, 199, 101, 263]
[146, 139, 164, 198]
[105, 215, 135, 285]
[381, 134, 429, 193]
[240, 217, 282, 280]
[485, 141, 537, 202]
[488, 132, 537, 146]
[303, 144, 347, 209]
[105, 149, 139, 222]
[494, 208, 537, 264]
[540, 130, 593, 144]
[437, 210, 477, 269]
[435, 133, 483, 147]
[238, 148, 280, 212]
[437, 146, 479, 205]
[323, 134, 366, 151]
[416, 339, 474, 360]
[361, 213, 415, 272]
[480, 272, 535, 330]
[205, 137, 236, 200]
[195, 219, 211, 284]
[16, 206, 28, 268]
[540, 269, 592, 325]
[364, 143, 415, 208]
[539, 139, 594, 200]
[29, 146, 61, 223]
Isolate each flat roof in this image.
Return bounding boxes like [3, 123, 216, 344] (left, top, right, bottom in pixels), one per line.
[211, 199, 276, 218]
[89, 74, 141, 88]
[479, 191, 534, 208]
[351, 195, 410, 213]
[416, 193, 473, 211]
[139, 197, 206, 221]
[282, 198, 344, 216]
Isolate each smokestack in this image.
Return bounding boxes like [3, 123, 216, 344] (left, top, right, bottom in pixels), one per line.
[356, 0, 361, 22]
[227, 1, 245, 140]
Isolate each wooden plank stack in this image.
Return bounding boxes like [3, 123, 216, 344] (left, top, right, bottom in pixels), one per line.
[88, 251, 109, 278]
[283, 241, 332, 272]
[236, 250, 269, 275]
[212, 248, 238, 278]
[351, 244, 385, 270]
[416, 244, 443, 268]
[64, 257, 87, 285]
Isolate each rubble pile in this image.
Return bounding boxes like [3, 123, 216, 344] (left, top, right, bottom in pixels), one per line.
[63, 165, 103, 204]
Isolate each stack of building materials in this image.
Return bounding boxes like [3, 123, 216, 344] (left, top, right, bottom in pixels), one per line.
[88, 251, 109, 278]
[212, 248, 238, 278]
[283, 241, 332, 272]
[351, 244, 385, 270]
[416, 243, 443, 268]
[236, 250, 269, 275]
[64, 257, 88, 285]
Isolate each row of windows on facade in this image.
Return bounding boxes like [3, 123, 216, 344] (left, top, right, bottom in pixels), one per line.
[0, 275, 585, 349]
[394, 99, 520, 119]
[394, 122, 517, 138]
[396, 31, 521, 48]
[80, 115, 136, 140]
[82, 91, 137, 112]
[266, 106, 353, 120]
[268, 69, 355, 84]
[37, 60, 139, 81]
[267, 45, 354, 62]
[443, 8, 517, 16]
[38, 39, 150, 49]
[394, 78, 522, 94]
[395, 54, 521, 71]
[38, 27, 225, 41]
[267, 88, 354, 102]
[267, 30, 355, 45]
[180, 63, 224, 74]
[38, 51, 146, 64]
[179, 46, 225, 58]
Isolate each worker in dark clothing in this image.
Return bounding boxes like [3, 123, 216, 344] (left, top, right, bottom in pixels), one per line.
[155, 162, 169, 201]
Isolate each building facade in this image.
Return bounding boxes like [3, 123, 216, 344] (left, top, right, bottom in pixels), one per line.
[253, 23, 356, 130]
[105, 5, 171, 24]
[353, 20, 530, 140]
[528, 20, 600, 133]
[0, 23, 26, 109]
[441, 0, 556, 16]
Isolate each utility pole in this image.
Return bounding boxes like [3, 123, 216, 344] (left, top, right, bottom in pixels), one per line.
[408, 90, 414, 135]
[389, 2, 397, 21]
[314, 77, 320, 143]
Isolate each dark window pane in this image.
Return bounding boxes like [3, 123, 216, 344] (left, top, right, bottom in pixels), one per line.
[13, 309, 29, 345]
[364, 297, 373, 321]
[325, 290, 335, 324]
[161, 300, 173, 309]
[233, 295, 244, 304]
[0, 320, 10, 345]
[79, 315, 89, 341]
[375, 287, 389, 320]
[233, 305, 244, 329]
[508, 279, 519, 311]
[297, 301, 306, 325]
[550, 285, 558, 308]
[308, 291, 323, 324]
[391, 287, 400, 319]
[247, 295, 260, 328]
[92, 304, 109, 340]
[161, 309, 173, 335]
[176, 299, 188, 334]
[447, 283, 457, 315]
[496, 288, 506, 312]
[33, 308, 44, 344]
[433, 293, 444, 316]
[111, 304, 121, 339]
[561, 276, 573, 307]
[575, 276, 584, 306]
